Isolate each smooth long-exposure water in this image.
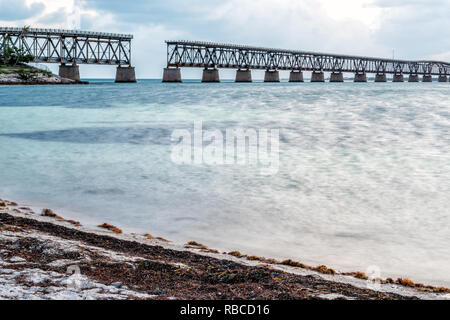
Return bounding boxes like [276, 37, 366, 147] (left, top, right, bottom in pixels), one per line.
[0, 80, 449, 286]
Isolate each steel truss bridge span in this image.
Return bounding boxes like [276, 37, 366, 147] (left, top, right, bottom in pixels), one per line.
[0, 27, 133, 66]
[166, 41, 450, 76]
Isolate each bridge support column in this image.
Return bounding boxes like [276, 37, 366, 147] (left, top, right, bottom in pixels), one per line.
[330, 72, 344, 82]
[354, 73, 367, 82]
[438, 75, 448, 82]
[393, 74, 404, 82]
[202, 69, 220, 83]
[422, 75, 433, 82]
[162, 68, 182, 83]
[375, 74, 387, 82]
[59, 63, 80, 82]
[235, 69, 252, 82]
[289, 71, 304, 82]
[408, 74, 419, 82]
[115, 66, 136, 83]
[311, 71, 325, 82]
[264, 70, 280, 82]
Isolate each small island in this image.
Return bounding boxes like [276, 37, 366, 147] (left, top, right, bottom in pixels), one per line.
[0, 64, 86, 85]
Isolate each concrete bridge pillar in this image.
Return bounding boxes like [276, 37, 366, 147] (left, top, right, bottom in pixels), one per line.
[289, 71, 304, 82]
[354, 73, 367, 82]
[438, 75, 448, 82]
[408, 74, 419, 82]
[422, 75, 433, 82]
[202, 68, 220, 82]
[329, 72, 344, 82]
[59, 63, 80, 82]
[235, 69, 252, 82]
[393, 74, 404, 82]
[375, 74, 387, 82]
[115, 66, 136, 83]
[311, 71, 325, 82]
[162, 68, 182, 83]
[264, 70, 280, 82]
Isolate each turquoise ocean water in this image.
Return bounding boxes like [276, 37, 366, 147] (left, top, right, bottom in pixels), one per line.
[0, 79, 449, 285]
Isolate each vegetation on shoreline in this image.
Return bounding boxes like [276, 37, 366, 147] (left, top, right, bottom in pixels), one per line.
[0, 26, 58, 83]
[0, 64, 52, 80]
[0, 27, 34, 65]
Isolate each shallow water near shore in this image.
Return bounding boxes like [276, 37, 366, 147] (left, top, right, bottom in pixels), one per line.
[0, 79, 449, 286]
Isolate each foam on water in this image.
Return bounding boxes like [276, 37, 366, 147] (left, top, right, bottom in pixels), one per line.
[0, 80, 449, 286]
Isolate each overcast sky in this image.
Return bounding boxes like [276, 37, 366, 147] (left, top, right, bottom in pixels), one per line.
[1, 0, 449, 79]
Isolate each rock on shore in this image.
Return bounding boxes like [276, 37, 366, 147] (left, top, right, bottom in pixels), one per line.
[0, 64, 84, 85]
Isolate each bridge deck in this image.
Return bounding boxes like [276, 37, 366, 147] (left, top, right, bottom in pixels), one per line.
[0, 27, 133, 65]
[0, 27, 133, 40]
[166, 41, 450, 76]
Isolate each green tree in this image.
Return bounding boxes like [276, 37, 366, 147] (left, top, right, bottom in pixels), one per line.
[0, 26, 34, 65]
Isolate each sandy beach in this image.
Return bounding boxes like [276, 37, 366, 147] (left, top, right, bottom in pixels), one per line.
[1, 198, 449, 300]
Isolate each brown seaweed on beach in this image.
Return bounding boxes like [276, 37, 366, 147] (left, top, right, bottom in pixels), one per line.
[203, 249, 220, 254]
[393, 279, 450, 293]
[433, 287, 450, 293]
[184, 241, 219, 253]
[280, 260, 336, 275]
[98, 223, 123, 234]
[0, 224, 23, 232]
[143, 233, 168, 242]
[41, 209, 64, 220]
[2, 200, 449, 298]
[344, 272, 369, 280]
[227, 251, 273, 263]
[185, 241, 208, 250]
[66, 220, 81, 227]
[281, 259, 307, 269]
[311, 265, 336, 275]
[246, 256, 264, 261]
[39, 209, 81, 227]
[396, 278, 415, 287]
[0, 210, 443, 300]
[228, 251, 248, 258]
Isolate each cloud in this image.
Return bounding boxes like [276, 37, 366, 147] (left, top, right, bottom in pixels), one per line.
[371, 0, 449, 8]
[71, 0, 395, 78]
[430, 51, 450, 62]
[0, 0, 45, 21]
[1, 0, 449, 78]
[369, 0, 450, 59]
[81, 0, 385, 54]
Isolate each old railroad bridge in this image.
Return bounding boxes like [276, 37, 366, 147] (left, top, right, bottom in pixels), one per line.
[1, 27, 449, 84]
[0, 27, 136, 82]
[163, 41, 450, 83]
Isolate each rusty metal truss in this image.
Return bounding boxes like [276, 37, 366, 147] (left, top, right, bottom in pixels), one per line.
[0, 27, 133, 65]
[166, 41, 450, 76]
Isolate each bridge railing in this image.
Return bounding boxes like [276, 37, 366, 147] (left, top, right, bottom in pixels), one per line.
[0, 27, 132, 66]
[166, 41, 449, 76]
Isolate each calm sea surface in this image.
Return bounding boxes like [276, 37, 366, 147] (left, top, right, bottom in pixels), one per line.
[0, 79, 449, 285]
